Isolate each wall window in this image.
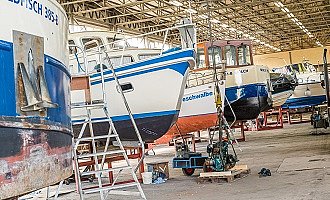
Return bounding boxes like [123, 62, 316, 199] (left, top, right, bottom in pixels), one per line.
[107, 37, 131, 49]
[82, 37, 104, 50]
[138, 54, 159, 60]
[104, 56, 134, 68]
[68, 40, 77, 55]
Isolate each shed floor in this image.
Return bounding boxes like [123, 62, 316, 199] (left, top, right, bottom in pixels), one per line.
[24, 123, 330, 200]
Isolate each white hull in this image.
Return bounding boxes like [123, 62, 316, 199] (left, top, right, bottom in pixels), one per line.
[291, 82, 324, 99]
[272, 90, 294, 107]
[71, 49, 195, 141]
[180, 82, 217, 118]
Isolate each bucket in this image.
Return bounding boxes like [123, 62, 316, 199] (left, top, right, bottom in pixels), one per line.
[141, 172, 153, 184]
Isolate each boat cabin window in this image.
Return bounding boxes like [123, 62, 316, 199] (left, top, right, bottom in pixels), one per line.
[224, 45, 237, 66]
[107, 37, 130, 49]
[82, 37, 104, 50]
[285, 65, 293, 73]
[208, 46, 222, 67]
[290, 64, 299, 73]
[238, 44, 251, 65]
[303, 62, 316, 72]
[68, 40, 77, 54]
[138, 54, 159, 60]
[291, 63, 307, 73]
[104, 56, 134, 68]
[196, 47, 206, 69]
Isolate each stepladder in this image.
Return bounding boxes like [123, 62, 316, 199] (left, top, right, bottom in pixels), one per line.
[71, 73, 147, 200]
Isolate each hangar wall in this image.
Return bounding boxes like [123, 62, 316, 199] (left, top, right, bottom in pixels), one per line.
[254, 46, 330, 69]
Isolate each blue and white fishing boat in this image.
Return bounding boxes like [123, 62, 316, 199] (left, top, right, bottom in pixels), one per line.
[190, 40, 272, 121]
[0, 0, 72, 198]
[277, 62, 325, 108]
[69, 23, 196, 142]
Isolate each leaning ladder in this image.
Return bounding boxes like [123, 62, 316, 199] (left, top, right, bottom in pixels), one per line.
[70, 44, 146, 200]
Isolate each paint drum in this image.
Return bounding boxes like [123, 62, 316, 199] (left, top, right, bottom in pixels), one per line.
[141, 172, 153, 184]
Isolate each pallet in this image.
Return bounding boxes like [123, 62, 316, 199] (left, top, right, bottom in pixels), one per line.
[197, 165, 250, 183]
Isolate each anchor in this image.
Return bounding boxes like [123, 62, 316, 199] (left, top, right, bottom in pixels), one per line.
[18, 49, 57, 112]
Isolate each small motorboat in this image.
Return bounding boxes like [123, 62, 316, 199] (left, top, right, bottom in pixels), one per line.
[279, 62, 325, 108]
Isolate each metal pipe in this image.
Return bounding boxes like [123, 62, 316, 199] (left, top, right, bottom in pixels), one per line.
[323, 49, 330, 122]
[104, 51, 146, 173]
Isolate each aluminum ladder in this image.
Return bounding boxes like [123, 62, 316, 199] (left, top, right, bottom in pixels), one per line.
[70, 41, 146, 200]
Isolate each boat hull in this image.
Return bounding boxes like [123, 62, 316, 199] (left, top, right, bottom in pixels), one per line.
[0, 118, 72, 199]
[282, 82, 325, 108]
[156, 83, 218, 143]
[159, 65, 271, 141]
[225, 83, 271, 121]
[156, 81, 271, 144]
[73, 111, 179, 142]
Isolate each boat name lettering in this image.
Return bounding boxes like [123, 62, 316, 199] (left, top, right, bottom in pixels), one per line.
[183, 91, 213, 102]
[239, 69, 248, 73]
[260, 68, 268, 72]
[7, 0, 59, 25]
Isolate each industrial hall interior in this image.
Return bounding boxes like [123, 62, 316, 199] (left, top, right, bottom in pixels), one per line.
[0, 0, 329, 199]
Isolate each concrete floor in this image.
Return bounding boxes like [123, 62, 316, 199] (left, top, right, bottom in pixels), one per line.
[22, 123, 330, 200]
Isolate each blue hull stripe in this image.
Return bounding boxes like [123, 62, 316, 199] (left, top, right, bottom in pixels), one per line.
[225, 83, 269, 103]
[45, 55, 71, 78]
[90, 49, 194, 79]
[91, 61, 189, 85]
[0, 39, 15, 116]
[72, 110, 179, 123]
[282, 95, 326, 109]
[0, 40, 12, 51]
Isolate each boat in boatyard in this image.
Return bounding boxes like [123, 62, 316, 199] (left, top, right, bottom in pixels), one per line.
[270, 72, 297, 108]
[195, 40, 272, 121]
[155, 40, 272, 143]
[0, 0, 72, 198]
[69, 24, 196, 142]
[277, 62, 325, 109]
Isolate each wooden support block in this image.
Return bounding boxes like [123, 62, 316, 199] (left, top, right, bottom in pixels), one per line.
[197, 164, 250, 183]
[71, 75, 90, 90]
[200, 171, 232, 177]
[231, 164, 248, 170]
[71, 75, 91, 103]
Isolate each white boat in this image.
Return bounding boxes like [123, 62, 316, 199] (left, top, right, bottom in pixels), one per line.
[276, 62, 325, 108]
[0, 0, 72, 198]
[69, 23, 196, 142]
